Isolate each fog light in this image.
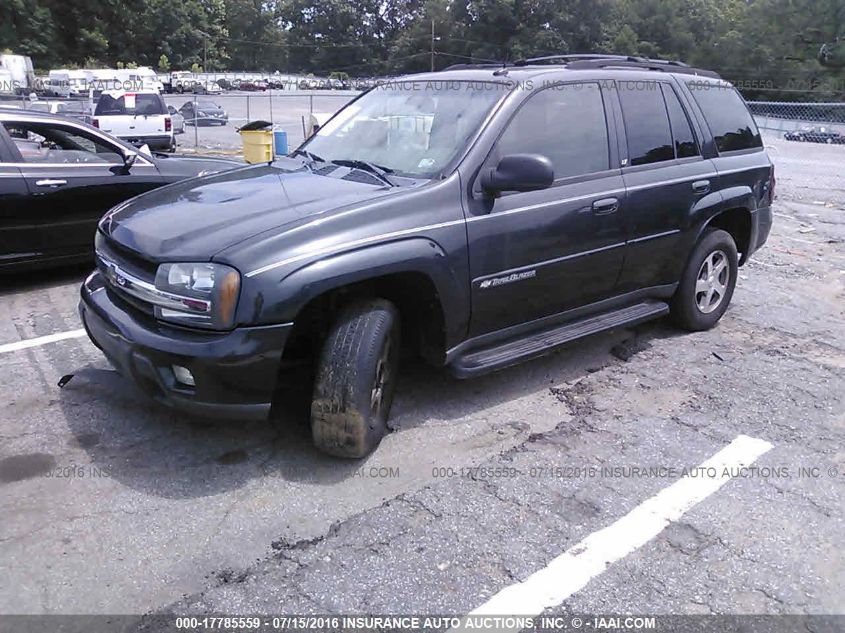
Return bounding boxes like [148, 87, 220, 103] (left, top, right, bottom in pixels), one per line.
[172, 365, 195, 387]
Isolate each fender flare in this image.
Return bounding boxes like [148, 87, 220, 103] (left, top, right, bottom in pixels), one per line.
[247, 237, 468, 344]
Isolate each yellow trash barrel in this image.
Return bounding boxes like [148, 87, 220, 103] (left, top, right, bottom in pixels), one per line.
[239, 129, 274, 164]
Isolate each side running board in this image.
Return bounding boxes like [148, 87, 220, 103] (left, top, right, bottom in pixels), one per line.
[450, 301, 669, 378]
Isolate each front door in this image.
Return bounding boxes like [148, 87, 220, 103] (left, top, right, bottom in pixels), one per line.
[1, 119, 163, 260]
[0, 163, 35, 267]
[464, 81, 627, 337]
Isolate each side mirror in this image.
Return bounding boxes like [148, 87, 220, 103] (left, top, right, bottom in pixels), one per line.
[480, 154, 554, 194]
[113, 151, 137, 175]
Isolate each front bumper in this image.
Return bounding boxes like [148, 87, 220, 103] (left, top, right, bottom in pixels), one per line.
[79, 271, 292, 420]
[188, 116, 228, 125]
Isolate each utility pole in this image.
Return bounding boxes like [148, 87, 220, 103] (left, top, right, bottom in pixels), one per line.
[430, 19, 435, 72]
[197, 28, 209, 72]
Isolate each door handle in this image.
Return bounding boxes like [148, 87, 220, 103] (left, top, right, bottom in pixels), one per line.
[35, 179, 67, 187]
[592, 197, 619, 215]
[692, 180, 710, 194]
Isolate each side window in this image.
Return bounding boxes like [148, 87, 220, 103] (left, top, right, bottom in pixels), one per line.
[686, 83, 762, 152]
[617, 81, 674, 166]
[1, 122, 123, 164]
[496, 82, 609, 180]
[661, 85, 699, 159]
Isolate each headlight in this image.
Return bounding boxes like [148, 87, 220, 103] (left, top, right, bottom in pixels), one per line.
[154, 262, 240, 330]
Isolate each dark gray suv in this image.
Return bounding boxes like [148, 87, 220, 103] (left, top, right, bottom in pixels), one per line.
[79, 55, 774, 458]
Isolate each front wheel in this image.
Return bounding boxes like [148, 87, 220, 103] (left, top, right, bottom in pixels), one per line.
[311, 299, 401, 458]
[671, 228, 738, 331]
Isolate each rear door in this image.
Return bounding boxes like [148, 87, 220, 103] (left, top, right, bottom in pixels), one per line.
[613, 79, 718, 293]
[2, 118, 164, 260]
[0, 126, 36, 266]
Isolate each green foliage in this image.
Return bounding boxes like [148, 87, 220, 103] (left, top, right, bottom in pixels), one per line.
[1, 0, 841, 98]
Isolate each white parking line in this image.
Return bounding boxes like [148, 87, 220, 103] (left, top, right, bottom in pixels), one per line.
[0, 329, 87, 355]
[460, 435, 773, 623]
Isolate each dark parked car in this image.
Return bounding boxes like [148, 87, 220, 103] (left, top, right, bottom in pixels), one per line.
[80, 55, 774, 458]
[234, 79, 266, 92]
[0, 108, 240, 270]
[179, 100, 228, 126]
[783, 126, 845, 144]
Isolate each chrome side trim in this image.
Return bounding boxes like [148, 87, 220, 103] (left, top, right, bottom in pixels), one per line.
[467, 188, 627, 220]
[472, 241, 626, 285]
[244, 219, 465, 278]
[628, 229, 681, 244]
[245, 170, 742, 278]
[97, 253, 210, 313]
[625, 174, 717, 192]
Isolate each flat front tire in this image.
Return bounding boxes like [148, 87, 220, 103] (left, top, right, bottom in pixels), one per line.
[671, 228, 738, 331]
[311, 299, 401, 458]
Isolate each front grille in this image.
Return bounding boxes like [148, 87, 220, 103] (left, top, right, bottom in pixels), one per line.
[95, 238, 158, 318]
[99, 236, 158, 279]
[106, 285, 155, 318]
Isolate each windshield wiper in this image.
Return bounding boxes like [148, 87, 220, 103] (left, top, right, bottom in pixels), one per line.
[330, 159, 395, 187]
[290, 149, 325, 167]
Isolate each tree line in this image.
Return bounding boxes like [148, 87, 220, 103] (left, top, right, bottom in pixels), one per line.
[3, 0, 844, 99]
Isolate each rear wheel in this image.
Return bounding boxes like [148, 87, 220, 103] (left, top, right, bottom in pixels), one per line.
[310, 299, 401, 458]
[671, 228, 738, 331]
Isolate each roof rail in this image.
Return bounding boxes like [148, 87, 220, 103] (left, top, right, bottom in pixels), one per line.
[442, 63, 507, 71]
[514, 54, 643, 65]
[565, 58, 719, 78]
[442, 53, 720, 79]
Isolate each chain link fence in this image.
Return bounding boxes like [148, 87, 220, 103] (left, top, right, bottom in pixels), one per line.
[5, 89, 844, 163]
[164, 91, 359, 154]
[749, 101, 845, 141]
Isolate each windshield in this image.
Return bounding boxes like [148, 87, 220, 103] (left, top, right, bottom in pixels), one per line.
[301, 80, 510, 178]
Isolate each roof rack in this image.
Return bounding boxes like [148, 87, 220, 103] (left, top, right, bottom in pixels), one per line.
[443, 53, 719, 78]
[514, 54, 648, 65]
[565, 58, 719, 78]
[442, 63, 507, 71]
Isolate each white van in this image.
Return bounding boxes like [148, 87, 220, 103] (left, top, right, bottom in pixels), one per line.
[66, 70, 91, 96]
[121, 67, 164, 93]
[46, 70, 73, 97]
[0, 69, 14, 94]
[93, 89, 174, 151]
[0, 54, 35, 93]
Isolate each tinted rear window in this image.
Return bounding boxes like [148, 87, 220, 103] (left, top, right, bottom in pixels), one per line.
[95, 93, 166, 116]
[661, 84, 699, 159]
[617, 81, 674, 166]
[687, 83, 762, 152]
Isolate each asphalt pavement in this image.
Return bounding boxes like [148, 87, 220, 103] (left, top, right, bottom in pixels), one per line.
[0, 133, 842, 622]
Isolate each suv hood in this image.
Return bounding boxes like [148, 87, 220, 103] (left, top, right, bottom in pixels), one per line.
[103, 163, 395, 260]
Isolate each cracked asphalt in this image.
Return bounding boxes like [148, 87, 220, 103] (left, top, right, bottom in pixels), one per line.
[0, 133, 843, 619]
